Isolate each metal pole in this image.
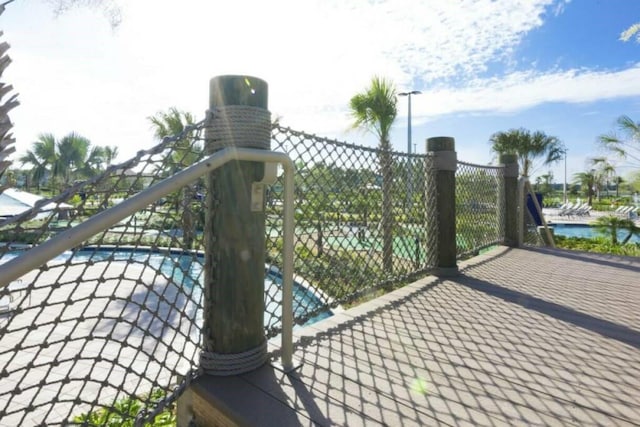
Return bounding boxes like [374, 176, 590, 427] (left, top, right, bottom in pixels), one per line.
[399, 90, 421, 209]
[407, 93, 412, 156]
[407, 94, 412, 209]
[563, 149, 568, 204]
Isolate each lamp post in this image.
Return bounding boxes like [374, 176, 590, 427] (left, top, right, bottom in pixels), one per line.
[398, 90, 421, 209]
[563, 148, 568, 204]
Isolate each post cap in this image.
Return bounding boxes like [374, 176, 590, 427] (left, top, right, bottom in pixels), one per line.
[209, 75, 268, 109]
[426, 136, 455, 152]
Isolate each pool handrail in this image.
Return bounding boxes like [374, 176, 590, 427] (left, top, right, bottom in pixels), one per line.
[0, 147, 297, 372]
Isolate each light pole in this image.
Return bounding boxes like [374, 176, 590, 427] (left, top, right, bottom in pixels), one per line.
[398, 90, 421, 209]
[563, 148, 568, 204]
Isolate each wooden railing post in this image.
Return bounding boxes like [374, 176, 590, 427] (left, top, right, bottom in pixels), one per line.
[426, 137, 458, 276]
[201, 75, 270, 373]
[500, 154, 519, 247]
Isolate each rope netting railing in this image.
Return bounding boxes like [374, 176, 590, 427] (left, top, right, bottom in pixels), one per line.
[0, 117, 507, 425]
[267, 126, 439, 332]
[0, 122, 209, 425]
[456, 161, 505, 258]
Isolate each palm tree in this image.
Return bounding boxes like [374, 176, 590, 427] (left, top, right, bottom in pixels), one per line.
[148, 107, 200, 249]
[573, 170, 597, 206]
[615, 176, 624, 198]
[349, 76, 398, 272]
[20, 132, 101, 191]
[57, 132, 91, 185]
[103, 145, 119, 167]
[0, 2, 19, 192]
[599, 115, 640, 168]
[594, 215, 640, 245]
[19, 133, 58, 190]
[489, 128, 563, 177]
[591, 157, 616, 198]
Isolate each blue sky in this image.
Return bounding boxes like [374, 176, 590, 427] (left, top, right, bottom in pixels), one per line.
[3, 0, 640, 183]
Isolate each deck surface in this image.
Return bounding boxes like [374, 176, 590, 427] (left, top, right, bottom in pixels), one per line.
[194, 246, 640, 426]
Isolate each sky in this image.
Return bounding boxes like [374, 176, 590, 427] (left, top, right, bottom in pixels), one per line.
[3, 0, 640, 184]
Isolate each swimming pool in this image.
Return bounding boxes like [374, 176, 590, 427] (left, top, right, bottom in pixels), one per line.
[0, 248, 333, 332]
[551, 223, 640, 243]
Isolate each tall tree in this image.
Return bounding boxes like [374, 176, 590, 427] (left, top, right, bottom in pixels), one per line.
[591, 157, 616, 198]
[57, 132, 91, 185]
[19, 133, 57, 190]
[148, 107, 200, 249]
[19, 132, 99, 190]
[489, 128, 563, 177]
[599, 115, 640, 168]
[103, 145, 118, 167]
[46, 0, 122, 27]
[0, 0, 20, 193]
[573, 170, 598, 206]
[349, 76, 398, 272]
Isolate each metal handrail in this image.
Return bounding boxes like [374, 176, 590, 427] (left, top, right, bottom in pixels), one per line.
[0, 147, 296, 371]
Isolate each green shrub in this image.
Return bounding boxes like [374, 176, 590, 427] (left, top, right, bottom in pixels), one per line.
[72, 389, 175, 427]
[554, 235, 640, 257]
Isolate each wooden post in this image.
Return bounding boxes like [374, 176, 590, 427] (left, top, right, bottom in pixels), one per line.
[426, 137, 458, 276]
[202, 75, 270, 371]
[500, 154, 519, 247]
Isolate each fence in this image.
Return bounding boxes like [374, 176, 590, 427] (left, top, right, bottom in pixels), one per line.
[0, 92, 515, 424]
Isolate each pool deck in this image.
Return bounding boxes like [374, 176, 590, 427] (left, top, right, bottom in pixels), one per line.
[543, 208, 640, 226]
[189, 245, 640, 426]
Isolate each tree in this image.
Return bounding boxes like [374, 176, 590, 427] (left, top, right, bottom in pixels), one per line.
[590, 157, 616, 198]
[614, 176, 624, 197]
[0, 1, 20, 192]
[573, 170, 597, 206]
[594, 215, 640, 245]
[620, 22, 640, 43]
[148, 107, 200, 249]
[103, 145, 118, 167]
[57, 132, 91, 185]
[19, 132, 103, 190]
[46, 0, 122, 27]
[599, 115, 640, 168]
[349, 76, 398, 272]
[19, 133, 57, 190]
[489, 128, 563, 177]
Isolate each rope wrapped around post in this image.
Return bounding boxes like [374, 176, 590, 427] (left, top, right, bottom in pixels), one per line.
[204, 106, 271, 151]
[201, 76, 272, 376]
[200, 340, 268, 376]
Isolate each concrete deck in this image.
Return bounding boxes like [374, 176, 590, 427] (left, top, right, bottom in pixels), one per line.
[191, 246, 640, 426]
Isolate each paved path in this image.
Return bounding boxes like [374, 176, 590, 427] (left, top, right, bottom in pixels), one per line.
[194, 246, 640, 426]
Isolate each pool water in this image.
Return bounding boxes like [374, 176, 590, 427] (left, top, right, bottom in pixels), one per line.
[551, 223, 640, 243]
[1, 249, 332, 330]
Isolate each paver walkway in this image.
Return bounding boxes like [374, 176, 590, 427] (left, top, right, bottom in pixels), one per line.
[193, 246, 640, 426]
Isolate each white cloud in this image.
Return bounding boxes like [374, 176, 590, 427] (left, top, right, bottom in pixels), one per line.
[4, 0, 638, 164]
[411, 64, 640, 121]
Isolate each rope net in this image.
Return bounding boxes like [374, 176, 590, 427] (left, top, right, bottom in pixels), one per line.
[0, 123, 208, 425]
[267, 126, 439, 332]
[0, 118, 506, 424]
[455, 161, 505, 258]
